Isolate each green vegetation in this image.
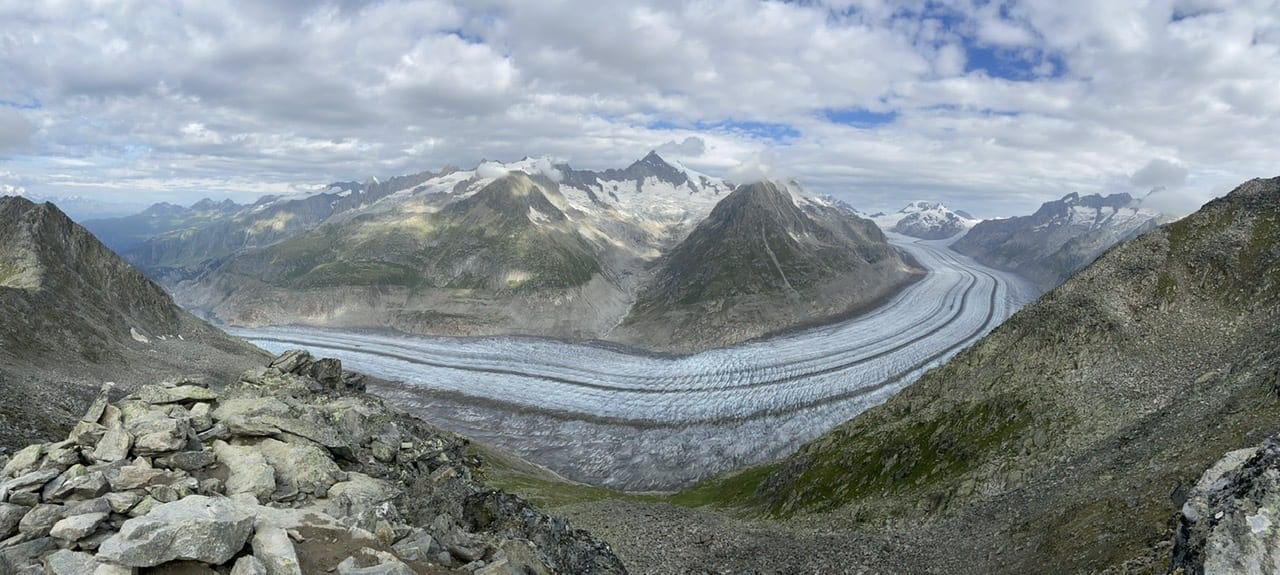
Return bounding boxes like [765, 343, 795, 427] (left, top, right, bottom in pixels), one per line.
[750, 394, 1031, 516]
[668, 463, 779, 510]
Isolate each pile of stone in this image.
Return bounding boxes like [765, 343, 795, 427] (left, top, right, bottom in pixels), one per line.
[0, 350, 626, 574]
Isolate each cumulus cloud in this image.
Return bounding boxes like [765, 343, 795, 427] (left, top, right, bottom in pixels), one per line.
[529, 157, 563, 182]
[0, 1, 1276, 216]
[1130, 158, 1189, 190]
[655, 136, 707, 158]
[728, 151, 785, 185]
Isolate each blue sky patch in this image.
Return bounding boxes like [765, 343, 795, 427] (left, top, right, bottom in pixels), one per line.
[822, 108, 898, 127]
[649, 119, 800, 143]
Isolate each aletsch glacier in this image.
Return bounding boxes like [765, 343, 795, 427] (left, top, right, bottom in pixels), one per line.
[236, 233, 1036, 490]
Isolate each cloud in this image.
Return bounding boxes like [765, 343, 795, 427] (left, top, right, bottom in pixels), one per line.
[1130, 158, 1189, 190]
[0, 109, 34, 153]
[0, 1, 1276, 216]
[476, 161, 509, 179]
[655, 136, 706, 158]
[727, 150, 784, 185]
[529, 157, 563, 182]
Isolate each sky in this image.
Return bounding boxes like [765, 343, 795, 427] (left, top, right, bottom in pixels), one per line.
[0, 0, 1277, 217]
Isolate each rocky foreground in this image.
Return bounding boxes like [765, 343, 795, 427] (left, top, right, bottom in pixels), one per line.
[0, 350, 625, 574]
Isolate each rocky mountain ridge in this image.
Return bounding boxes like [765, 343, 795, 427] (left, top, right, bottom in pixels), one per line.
[0, 349, 626, 574]
[0, 197, 264, 450]
[952, 191, 1166, 292]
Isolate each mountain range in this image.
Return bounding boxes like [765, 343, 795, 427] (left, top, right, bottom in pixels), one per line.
[86, 153, 918, 353]
[952, 191, 1166, 292]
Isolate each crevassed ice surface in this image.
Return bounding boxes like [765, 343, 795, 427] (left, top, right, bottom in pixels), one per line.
[234, 235, 1037, 490]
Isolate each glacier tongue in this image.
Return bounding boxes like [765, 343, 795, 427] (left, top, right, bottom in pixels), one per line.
[234, 234, 1035, 490]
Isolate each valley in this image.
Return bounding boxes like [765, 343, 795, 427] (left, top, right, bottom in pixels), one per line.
[232, 233, 1035, 490]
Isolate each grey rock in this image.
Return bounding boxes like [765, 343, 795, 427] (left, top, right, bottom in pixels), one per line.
[7, 491, 38, 507]
[136, 384, 218, 405]
[0, 503, 27, 540]
[391, 529, 433, 562]
[43, 548, 98, 574]
[230, 555, 269, 575]
[17, 504, 64, 537]
[0, 537, 56, 570]
[252, 524, 302, 575]
[81, 386, 111, 423]
[336, 548, 415, 575]
[67, 420, 107, 447]
[3, 468, 62, 494]
[92, 563, 136, 575]
[96, 495, 254, 567]
[256, 438, 343, 499]
[45, 471, 108, 502]
[213, 441, 276, 500]
[268, 350, 312, 375]
[154, 450, 215, 472]
[49, 511, 107, 541]
[189, 403, 213, 432]
[104, 465, 184, 492]
[2, 445, 43, 478]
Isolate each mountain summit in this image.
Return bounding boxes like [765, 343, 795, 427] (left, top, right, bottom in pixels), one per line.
[613, 180, 922, 351]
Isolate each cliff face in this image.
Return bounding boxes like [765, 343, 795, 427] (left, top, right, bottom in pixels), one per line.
[0, 350, 626, 574]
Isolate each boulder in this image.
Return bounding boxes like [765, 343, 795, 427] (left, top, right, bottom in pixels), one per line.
[49, 511, 107, 541]
[17, 504, 65, 537]
[231, 555, 269, 575]
[94, 412, 133, 464]
[68, 420, 107, 447]
[105, 465, 184, 492]
[0, 502, 27, 539]
[2, 444, 44, 478]
[268, 350, 312, 374]
[45, 470, 109, 502]
[213, 441, 276, 500]
[81, 386, 111, 423]
[189, 403, 213, 432]
[252, 524, 302, 575]
[136, 385, 218, 405]
[256, 438, 343, 499]
[93, 563, 137, 575]
[2, 467, 61, 494]
[43, 548, 98, 575]
[96, 495, 254, 567]
[154, 451, 215, 473]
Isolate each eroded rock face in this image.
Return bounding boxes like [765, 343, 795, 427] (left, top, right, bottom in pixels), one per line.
[0, 350, 626, 574]
[1172, 436, 1280, 574]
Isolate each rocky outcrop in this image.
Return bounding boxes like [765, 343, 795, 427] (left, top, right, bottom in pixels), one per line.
[1172, 436, 1280, 574]
[0, 350, 626, 574]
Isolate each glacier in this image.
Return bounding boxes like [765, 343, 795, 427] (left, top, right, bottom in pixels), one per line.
[233, 234, 1036, 490]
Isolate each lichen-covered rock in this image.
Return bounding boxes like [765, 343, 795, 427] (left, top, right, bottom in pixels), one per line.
[42, 548, 97, 575]
[96, 495, 254, 567]
[213, 441, 276, 500]
[1172, 436, 1280, 574]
